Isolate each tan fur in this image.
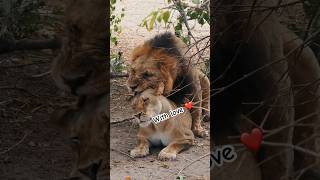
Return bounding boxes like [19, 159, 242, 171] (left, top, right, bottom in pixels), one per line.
[49, 0, 108, 179]
[127, 35, 210, 137]
[51, 50, 108, 97]
[51, 0, 108, 97]
[130, 89, 194, 160]
[50, 95, 108, 180]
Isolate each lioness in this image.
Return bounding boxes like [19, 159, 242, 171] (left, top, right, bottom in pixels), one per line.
[127, 32, 210, 137]
[130, 86, 194, 160]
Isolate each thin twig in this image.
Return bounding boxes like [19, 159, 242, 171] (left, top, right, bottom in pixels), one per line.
[262, 141, 320, 158]
[0, 132, 30, 155]
[110, 148, 136, 160]
[31, 71, 51, 78]
[176, 153, 210, 176]
[110, 117, 134, 125]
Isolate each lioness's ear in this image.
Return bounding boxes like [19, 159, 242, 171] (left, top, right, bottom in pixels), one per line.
[129, 44, 151, 63]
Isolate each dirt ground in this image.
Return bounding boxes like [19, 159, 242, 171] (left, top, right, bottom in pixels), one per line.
[0, 51, 76, 180]
[110, 0, 210, 179]
[0, 2, 74, 180]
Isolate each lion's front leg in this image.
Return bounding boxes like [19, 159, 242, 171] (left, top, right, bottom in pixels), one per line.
[158, 139, 193, 161]
[200, 72, 210, 122]
[191, 79, 208, 138]
[130, 136, 150, 158]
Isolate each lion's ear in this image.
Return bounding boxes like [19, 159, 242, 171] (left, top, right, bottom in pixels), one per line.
[129, 44, 151, 63]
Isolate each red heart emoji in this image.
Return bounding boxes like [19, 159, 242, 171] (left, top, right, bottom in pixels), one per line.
[240, 128, 263, 152]
[184, 101, 192, 110]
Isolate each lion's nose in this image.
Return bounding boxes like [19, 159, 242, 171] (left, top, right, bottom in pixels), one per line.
[130, 85, 138, 91]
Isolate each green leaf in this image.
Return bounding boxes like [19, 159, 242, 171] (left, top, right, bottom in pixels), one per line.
[111, 36, 118, 45]
[202, 12, 210, 24]
[192, 0, 200, 4]
[149, 11, 158, 30]
[181, 36, 190, 45]
[174, 22, 182, 31]
[162, 11, 170, 24]
[189, 12, 198, 19]
[157, 15, 162, 23]
[198, 18, 205, 25]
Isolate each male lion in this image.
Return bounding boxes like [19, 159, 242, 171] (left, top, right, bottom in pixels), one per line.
[49, 0, 108, 179]
[130, 86, 194, 161]
[51, 0, 108, 101]
[127, 32, 210, 137]
[213, 0, 320, 179]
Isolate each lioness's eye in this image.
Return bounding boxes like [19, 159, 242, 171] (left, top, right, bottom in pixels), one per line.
[143, 98, 149, 103]
[142, 72, 153, 78]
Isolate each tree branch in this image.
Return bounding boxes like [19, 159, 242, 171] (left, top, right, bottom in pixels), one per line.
[0, 38, 61, 54]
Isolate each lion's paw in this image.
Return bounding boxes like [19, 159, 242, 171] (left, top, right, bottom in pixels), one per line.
[193, 128, 208, 138]
[130, 147, 149, 158]
[158, 149, 177, 161]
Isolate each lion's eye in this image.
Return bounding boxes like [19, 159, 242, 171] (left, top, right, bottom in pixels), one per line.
[142, 72, 153, 78]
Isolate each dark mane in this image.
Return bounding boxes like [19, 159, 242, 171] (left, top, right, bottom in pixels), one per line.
[167, 72, 194, 105]
[148, 32, 182, 59]
[148, 32, 194, 104]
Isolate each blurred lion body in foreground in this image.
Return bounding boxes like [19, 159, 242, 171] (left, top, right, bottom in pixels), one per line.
[213, 0, 320, 180]
[50, 0, 108, 179]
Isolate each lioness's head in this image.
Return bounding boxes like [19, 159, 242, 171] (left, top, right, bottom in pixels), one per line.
[127, 33, 187, 96]
[131, 86, 164, 118]
[51, 95, 108, 180]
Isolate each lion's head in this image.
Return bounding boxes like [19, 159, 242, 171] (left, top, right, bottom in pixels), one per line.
[127, 33, 189, 95]
[51, 50, 108, 98]
[127, 33, 194, 104]
[63, 0, 107, 50]
[50, 95, 108, 180]
[51, 0, 108, 99]
[131, 86, 164, 116]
